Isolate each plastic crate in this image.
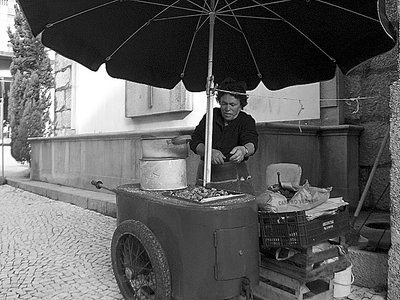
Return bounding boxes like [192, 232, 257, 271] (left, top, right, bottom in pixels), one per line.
[258, 207, 349, 248]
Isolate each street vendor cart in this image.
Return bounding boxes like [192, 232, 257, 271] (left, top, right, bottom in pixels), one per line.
[93, 181, 260, 300]
[92, 154, 350, 300]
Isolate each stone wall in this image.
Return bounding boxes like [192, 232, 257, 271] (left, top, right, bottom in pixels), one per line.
[342, 0, 398, 210]
[53, 54, 74, 136]
[387, 2, 400, 298]
[388, 81, 400, 300]
[29, 124, 363, 208]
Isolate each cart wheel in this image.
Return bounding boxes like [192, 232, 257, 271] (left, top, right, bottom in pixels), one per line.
[111, 220, 171, 300]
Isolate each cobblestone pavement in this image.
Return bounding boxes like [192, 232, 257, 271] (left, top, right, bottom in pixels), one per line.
[0, 185, 123, 300]
[0, 184, 389, 300]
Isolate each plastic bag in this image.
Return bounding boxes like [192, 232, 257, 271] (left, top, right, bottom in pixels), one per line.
[256, 190, 299, 213]
[275, 247, 300, 261]
[256, 190, 287, 212]
[288, 180, 331, 211]
[257, 180, 331, 212]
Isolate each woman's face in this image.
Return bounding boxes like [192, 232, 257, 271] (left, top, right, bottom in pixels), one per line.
[220, 94, 241, 121]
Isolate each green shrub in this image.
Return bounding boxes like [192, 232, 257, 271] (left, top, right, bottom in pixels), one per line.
[7, 4, 53, 164]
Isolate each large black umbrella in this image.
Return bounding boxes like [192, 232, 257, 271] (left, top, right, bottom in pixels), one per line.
[17, 0, 396, 185]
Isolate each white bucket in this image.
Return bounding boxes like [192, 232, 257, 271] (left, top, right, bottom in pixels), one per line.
[333, 264, 354, 298]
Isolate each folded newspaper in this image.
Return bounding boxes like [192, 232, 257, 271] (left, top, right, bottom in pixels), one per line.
[305, 197, 348, 220]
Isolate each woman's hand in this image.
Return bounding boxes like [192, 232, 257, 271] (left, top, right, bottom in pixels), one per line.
[211, 149, 226, 164]
[229, 146, 247, 163]
[195, 144, 225, 164]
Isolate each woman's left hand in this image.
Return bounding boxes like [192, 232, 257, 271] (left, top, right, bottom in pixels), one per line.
[229, 146, 246, 163]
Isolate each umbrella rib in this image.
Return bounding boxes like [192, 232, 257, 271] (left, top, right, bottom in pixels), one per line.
[216, 16, 241, 32]
[316, 0, 379, 22]
[217, 14, 280, 21]
[181, 5, 210, 78]
[106, 23, 148, 62]
[45, 0, 206, 30]
[195, 0, 212, 12]
[46, 0, 119, 28]
[152, 13, 209, 22]
[217, 0, 293, 14]
[127, 0, 208, 14]
[218, 0, 263, 79]
[106, 0, 192, 61]
[250, 0, 336, 64]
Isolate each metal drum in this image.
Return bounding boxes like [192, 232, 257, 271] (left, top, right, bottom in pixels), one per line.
[139, 158, 187, 190]
[114, 184, 259, 300]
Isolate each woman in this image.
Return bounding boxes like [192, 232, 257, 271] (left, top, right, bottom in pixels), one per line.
[189, 77, 258, 194]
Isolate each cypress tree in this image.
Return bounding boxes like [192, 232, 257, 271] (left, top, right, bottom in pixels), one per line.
[7, 4, 53, 164]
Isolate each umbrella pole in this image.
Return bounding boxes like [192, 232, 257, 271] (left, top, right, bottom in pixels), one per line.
[203, 3, 216, 187]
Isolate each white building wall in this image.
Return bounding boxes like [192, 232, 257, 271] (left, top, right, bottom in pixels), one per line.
[73, 63, 320, 134]
[0, 0, 15, 53]
[0, 0, 15, 78]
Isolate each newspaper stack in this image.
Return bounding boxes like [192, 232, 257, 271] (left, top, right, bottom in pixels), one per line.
[305, 197, 348, 220]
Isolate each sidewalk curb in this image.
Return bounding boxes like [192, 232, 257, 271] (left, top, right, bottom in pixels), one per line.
[6, 178, 117, 218]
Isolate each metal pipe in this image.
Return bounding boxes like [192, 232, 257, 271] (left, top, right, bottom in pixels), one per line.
[203, 0, 215, 187]
[90, 180, 116, 193]
[353, 127, 390, 221]
[148, 85, 153, 108]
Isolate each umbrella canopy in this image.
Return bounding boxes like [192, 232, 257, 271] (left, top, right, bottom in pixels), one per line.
[18, 0, 396, 92]
[17, 0, 396, 186]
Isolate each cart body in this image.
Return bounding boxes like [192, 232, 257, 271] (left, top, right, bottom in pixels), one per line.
[115, 184, 259, 300]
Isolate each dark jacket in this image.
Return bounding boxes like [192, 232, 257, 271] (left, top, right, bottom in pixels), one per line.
[190, 108, 258, 161]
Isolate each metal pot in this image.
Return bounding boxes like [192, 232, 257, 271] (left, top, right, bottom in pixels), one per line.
[141, 135, 191, 159]
[139, 158, 187, 190]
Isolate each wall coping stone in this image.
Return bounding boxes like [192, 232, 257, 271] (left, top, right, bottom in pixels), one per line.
[28, 123, 364, 142]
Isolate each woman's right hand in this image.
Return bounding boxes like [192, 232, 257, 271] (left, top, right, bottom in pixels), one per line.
[211, 149, 226, 164]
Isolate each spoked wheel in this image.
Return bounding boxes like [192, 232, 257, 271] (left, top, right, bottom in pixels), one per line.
[111, 220, 171, 300]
